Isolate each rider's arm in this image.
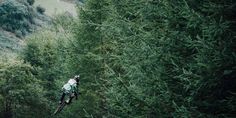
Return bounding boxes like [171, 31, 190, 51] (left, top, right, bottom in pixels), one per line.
[73, 86, 78, 99]
[76, 80, 80, 86]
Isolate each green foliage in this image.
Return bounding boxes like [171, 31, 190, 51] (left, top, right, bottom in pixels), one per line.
[3, 0, 235, 117]
[71, 0, 236, 117]
[23, 31, 70, 89]
[67, 0, 111, 117]
[52, 13, 76, 33]
[0, 60, 48, 118]
[21, 29, 75, 116]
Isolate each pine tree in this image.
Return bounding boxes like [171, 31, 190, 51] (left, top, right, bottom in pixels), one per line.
[69, 0, 110, 117]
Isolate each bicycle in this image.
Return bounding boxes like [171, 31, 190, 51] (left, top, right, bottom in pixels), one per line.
[53, 93, 75, 115]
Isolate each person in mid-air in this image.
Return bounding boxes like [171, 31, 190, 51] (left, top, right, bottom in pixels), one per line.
[59, 75, 80, 104]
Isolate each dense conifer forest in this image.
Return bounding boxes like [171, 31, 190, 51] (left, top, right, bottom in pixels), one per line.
[0, 0, 236, 117]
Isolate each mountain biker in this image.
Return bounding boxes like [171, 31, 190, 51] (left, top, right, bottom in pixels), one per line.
[59, 75, 80, 104]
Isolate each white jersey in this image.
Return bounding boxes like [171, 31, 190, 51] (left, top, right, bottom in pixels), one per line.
[62, 79, 77, 93]
[68, 79, 77, 87]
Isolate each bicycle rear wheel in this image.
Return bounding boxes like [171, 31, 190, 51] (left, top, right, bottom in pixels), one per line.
[53, 102, 66, 115]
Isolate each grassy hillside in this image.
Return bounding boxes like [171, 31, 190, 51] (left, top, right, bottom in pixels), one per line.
[0, 29, 22, 56]
[34, 0, 77, 17]
[0, 0, 78, 56]
[0, 0, 50, 55]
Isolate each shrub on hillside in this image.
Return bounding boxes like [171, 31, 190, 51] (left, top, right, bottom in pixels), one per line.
[27, 0, 35, 5]
[0, 0, 35, 36]
[0, 61, 49, 118]
[36, 5, 45, 14]
[52, 13, 75, 32]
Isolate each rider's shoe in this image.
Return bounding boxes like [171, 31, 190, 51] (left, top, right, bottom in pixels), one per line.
[66, 99, 70, 104]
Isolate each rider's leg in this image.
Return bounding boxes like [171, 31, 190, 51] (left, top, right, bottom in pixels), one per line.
[60, 93, 66, 103]
[66, 92, 76, 104]
[66, 97, 73, 104]
[75, 92, 78, 100]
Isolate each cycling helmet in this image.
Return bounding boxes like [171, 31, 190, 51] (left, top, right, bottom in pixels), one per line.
[74, 75, 80, 82]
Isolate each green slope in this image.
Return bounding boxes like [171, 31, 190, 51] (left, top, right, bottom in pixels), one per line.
[0, 30, 22, 55]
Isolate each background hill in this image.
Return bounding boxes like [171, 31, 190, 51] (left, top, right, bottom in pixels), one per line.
[0, 0, 79, 56]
